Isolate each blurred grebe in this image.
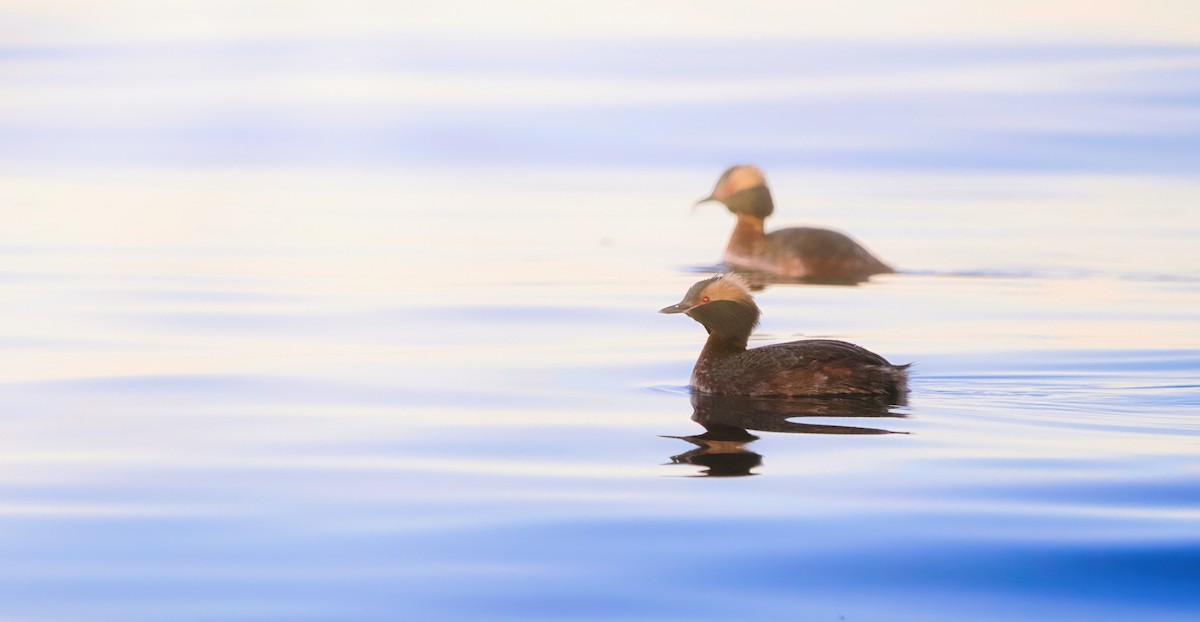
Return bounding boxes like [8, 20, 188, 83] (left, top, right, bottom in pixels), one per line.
[697, 165, 893, 282]
[660, 274, 909, 397]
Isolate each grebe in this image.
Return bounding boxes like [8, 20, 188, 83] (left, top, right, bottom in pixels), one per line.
[697, 165, 893, 282]
[660, 274, 909, 397]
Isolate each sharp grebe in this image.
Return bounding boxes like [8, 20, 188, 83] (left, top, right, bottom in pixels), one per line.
[660, 273, 909, 397]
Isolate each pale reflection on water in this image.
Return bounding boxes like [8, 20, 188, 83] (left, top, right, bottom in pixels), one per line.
[2, 166, 1197, 621]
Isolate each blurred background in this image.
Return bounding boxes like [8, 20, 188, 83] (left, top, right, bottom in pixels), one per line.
[4, 1, 1200, 172]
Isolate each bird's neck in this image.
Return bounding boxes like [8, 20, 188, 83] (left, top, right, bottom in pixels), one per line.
[689, 300, 760, 355]
[726, 214, 767, 258]
[699, 331, 749, 359]
[691, 330, 751, 395]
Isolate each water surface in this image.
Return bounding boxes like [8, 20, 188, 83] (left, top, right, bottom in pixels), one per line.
[2, 18, 1200, 622]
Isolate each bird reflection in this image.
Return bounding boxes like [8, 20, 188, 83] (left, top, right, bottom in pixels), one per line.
[735, 268, 866, 289]
[666, 392, 908, 477]
[688, 265, 864, 289]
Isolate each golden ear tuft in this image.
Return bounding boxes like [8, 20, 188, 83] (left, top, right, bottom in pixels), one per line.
[726, 165, 766, 190]
[705, 272, 754, 303]
[718, 272, 751, 291]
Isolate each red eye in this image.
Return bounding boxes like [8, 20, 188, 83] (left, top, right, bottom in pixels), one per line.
[701, 296, 710, 303]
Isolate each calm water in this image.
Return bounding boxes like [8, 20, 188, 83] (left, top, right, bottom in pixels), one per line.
[3, 18, 1200, 622]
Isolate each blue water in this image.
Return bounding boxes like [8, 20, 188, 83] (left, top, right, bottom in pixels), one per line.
[3, 11, 1200, 622]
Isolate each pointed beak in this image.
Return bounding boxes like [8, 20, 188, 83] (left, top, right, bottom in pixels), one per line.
[692, 194, 717, 212]
[659, 302, 690, 314]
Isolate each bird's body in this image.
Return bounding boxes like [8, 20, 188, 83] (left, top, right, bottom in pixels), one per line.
[661, 274, 908, 398]
[726, 219, 893, 282]
[699, 165, 893, 282]
[692, 337, 906, 397]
